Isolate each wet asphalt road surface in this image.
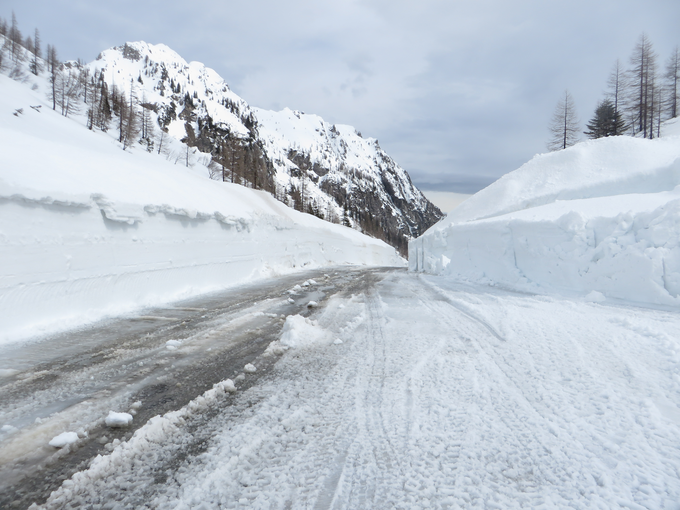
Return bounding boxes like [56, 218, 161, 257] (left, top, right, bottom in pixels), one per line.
[0, 266, 398, 509]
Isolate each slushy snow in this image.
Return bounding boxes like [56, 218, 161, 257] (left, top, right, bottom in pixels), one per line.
[33, 270, 680, 509]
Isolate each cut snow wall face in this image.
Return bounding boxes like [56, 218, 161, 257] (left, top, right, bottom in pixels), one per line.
[0, 71, 403, 345]
[409, 199, 680, 307]
[0, 195, 402, 345]
[410, 134, 680, 308]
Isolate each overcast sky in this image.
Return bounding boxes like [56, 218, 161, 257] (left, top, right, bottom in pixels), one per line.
[4, 1, 680, 193]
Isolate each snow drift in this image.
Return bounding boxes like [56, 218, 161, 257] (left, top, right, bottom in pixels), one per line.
[410, 123, 680, 307]
[0, 74, 402, 345]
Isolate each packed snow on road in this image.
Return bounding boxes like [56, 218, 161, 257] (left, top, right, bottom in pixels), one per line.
[28, 270, 680, 509]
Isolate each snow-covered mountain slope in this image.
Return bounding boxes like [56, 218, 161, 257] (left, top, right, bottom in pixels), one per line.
[88, 42, 442, 254]
[410, 125, 680, 307]
[0, 73, 403, 345]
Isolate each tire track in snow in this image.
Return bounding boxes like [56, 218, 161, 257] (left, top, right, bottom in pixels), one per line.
[414, 276, 680, 508]
[365, 272, 479, 508]
[413, 278, 594, 505]
[26, 269, 680, 509]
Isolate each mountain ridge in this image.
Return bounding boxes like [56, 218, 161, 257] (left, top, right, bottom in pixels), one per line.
[86, 41, 443, 254]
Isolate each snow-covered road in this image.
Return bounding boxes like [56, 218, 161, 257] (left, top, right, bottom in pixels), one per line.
[11, 270, 680, 509]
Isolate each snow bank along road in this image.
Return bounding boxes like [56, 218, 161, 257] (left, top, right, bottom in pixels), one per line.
[3, 268, 680, 509]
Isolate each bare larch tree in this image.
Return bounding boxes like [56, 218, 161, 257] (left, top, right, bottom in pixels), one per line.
[547, 90, 580, 151]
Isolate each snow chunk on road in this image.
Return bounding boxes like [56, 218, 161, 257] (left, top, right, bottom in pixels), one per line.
[105, 411, 133, 428]
[165, 340, 182, 350]
[287, 285, 303, 294]
[279, 314, 329, 349]
[213, 379, 237, 393]
[49, 431, 79, 448]
[243, 363, 257, 373]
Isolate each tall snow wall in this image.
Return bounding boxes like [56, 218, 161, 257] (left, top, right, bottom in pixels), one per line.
[410, 130, 680, 307]
[0, 75, 403, 345]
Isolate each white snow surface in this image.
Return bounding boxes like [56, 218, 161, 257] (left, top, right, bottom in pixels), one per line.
[254, 107, 424, 216]
[48, 432, 79, 449]
[104, 412, 133, 428]
[34, 272, 680, 509]
[0, 73, 402, 345]
[410, 132, 680, 307]
[278, 314, 329, 349]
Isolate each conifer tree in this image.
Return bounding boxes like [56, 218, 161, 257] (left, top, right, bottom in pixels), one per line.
[47, 49, 60, 111]
[584, 99, 626, 139]
[97, 77, 112, 131]
[8, 12, 22, 63]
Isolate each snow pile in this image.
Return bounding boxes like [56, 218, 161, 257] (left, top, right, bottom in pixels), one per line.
[165, 340, 182, 350]
[0, 74, 403, 346]
[48, 432, 79, 448]
[105, 412, 133, 428]
[264, 313, 330, 354]
[276, 314, 329, 350]
[410, 133, 680, 307]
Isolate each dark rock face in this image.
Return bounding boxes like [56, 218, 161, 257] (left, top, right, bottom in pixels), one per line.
[92, 42, 444, 256]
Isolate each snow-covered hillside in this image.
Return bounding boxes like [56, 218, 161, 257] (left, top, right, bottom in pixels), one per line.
[88, 42, 442, 254]
[0, 73, 403, 345]
[410, 122, 680, 307]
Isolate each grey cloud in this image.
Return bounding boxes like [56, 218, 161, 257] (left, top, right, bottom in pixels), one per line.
[5, 0, 680, 193]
